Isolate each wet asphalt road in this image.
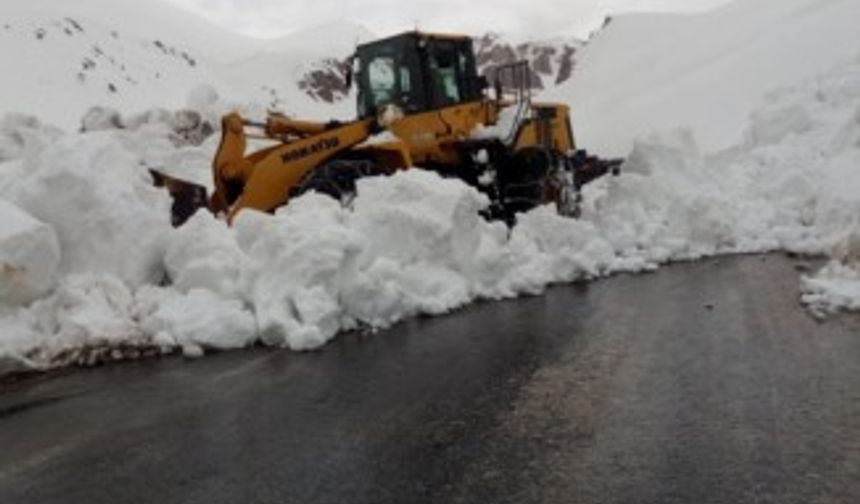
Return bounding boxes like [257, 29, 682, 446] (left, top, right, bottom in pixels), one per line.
[0, 255, 858, 504]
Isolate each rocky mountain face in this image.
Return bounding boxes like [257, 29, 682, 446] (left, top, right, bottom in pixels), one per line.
[474, 34, 583, 91]
[296, 33, 585, 105]
[297, 58, 352, 103]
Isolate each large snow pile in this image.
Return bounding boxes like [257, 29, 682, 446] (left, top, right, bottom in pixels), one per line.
[0, 199, 60, 304]
[3, 133, 173, 286]
[558, 0, 860, 156]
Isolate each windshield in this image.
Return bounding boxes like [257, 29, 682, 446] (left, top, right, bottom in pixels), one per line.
[355, 35, 479, 118]
[368, 56, 397, 105]
[431, 54, 460, 105]
[359, 50, 419, 117]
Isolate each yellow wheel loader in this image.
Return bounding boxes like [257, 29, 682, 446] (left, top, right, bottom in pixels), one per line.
[164, 31, 621, 226]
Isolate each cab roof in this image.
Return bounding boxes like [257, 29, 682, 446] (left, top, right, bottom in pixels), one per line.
[357, 30, 471, 50]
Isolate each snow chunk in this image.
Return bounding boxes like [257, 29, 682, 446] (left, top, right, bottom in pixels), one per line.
[343, 170, 490, 324]
[167, 110, 216, 147]
[471, 105, 525, 144]
[138, 287, 256, 354]
[509, 206, 615, 288]
[1, 275, 145, 370]
[584, 129, 736, 262]
[80, 107, 124, 132]
[243, 194, 362, 351]
[33, 275, 140, 345]
[829, 231, 860, 264]
[233, 209, 273, 253]
[353, 170, 489, 271]
[0, 199, 60, 304]
[0, 114, 63, 163]
[3, 132, 172, 287]
[165, 212, 247, 298]
[801, 261, 860, 316]
[357, 130, 399, 147]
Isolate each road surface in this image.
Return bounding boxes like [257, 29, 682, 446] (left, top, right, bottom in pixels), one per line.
[0, 254, 858, 504]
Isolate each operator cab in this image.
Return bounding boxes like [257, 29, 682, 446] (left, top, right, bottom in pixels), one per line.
[352, 31, 487, 119]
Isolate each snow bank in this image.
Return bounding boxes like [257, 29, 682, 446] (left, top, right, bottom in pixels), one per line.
[164, 211, 247, 298]
[0, 271, 259, 372]
[242, 195, 363, 350]
[0, 275, 146, 371]
[0, 199, 60, 304]
[234, 171, 606, 351]
[0, 114, 63, 164]
[0, 101, 250, 373]
[137, 287, 256, 358]
[345, 171, 493, 325]
[2, 132, 172, 287]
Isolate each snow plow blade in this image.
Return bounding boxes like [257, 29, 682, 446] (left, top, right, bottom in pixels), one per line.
[149, 169, 210, 227]
[570, 151, 623, 189]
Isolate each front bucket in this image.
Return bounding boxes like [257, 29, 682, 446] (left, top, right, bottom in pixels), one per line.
[149, 169, 210, 227]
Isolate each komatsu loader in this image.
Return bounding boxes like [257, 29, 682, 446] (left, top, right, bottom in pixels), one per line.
[164, 31, 621, 226]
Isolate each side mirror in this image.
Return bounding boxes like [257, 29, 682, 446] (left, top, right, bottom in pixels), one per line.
[345, 67, 353, 89]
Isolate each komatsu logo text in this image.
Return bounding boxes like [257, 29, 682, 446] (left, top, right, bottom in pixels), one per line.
[282, 137, 340, 163]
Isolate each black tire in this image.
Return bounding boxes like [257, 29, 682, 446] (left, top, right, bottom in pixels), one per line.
[294, 158, 384, 206]
[498, 148, 569, 223]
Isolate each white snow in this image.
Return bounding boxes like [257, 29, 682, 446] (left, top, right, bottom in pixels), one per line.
[0, 199, 60, 304]
[800, 232, 860, 315]
[358, 130, 400, 147]
[242, 195, 363, 350]
[801, 261, 860, 317]
[472, 105, 528, 145]
[0, 274, 146, 371]
[557, 0, 860, 156]
[2, 132, 173, 287]
[137, 287, 257, 356]
[0, 0, 360, 130]
[0, 114, 64, 164]
[164, 211, 247, 299]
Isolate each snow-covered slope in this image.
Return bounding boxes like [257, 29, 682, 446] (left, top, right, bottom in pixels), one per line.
[0, 0, 248, 128]
[559, 0, 860, 156]
[222, 21, 374, 118]
[0, 0, 363, 129]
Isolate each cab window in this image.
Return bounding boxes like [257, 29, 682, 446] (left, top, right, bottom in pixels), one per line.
[430, 48, 460, 106]
[368, 56, 397, 105]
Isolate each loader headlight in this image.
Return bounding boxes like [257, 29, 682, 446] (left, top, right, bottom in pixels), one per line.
[377, 103, 405, 129]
